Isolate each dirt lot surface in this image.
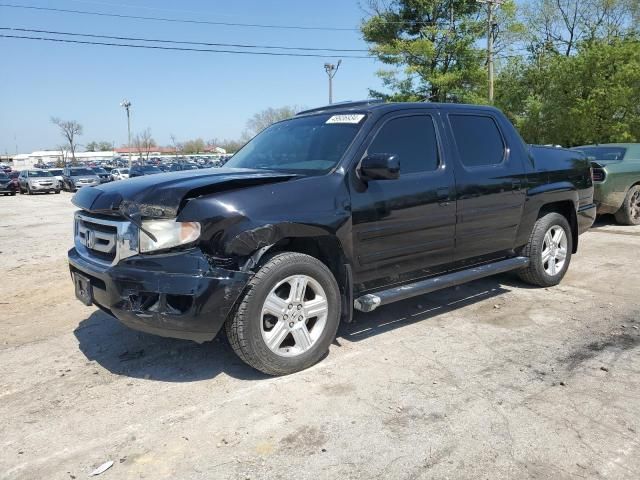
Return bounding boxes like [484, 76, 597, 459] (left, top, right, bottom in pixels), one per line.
[1, 192, 639, 480]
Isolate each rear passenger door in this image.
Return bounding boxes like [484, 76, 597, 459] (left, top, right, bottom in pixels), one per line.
[446, 111, 526, 262]
[350, 112, 457, 286]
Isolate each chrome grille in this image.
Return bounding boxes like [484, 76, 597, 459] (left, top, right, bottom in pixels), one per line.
[74, 211, 139, 266]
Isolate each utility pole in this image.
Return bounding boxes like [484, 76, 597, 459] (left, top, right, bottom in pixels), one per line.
[324, 60, 342, 104]
[120, 99, 132, 168]
[478, 0, 501, 103]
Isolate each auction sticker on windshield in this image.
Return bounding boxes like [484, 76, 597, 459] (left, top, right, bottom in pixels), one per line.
[326, 114, 366, 124]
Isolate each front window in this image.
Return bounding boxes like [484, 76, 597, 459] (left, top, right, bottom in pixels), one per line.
[121, 169, 129, 174]
[48, 169, 63, 175]
[0, 173, 8, 180]
[573, 146, 626, 161]
[28, 170, 53, 177]
[70, 168, 95, 176]
[137, 165, 161, 173]
[225, 113, 366, 174]
[93, 168, 107, 174]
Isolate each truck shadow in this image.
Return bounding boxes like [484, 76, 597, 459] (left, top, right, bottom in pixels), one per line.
[74, 313, 268, 382]
[74, 272, 525, 382]
[340, 274, 513, 342]
[590, 214, 618, 229]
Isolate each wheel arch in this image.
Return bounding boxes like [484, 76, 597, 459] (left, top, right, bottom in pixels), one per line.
[538, 200, 579, 253]
[253, 235, 354, 323]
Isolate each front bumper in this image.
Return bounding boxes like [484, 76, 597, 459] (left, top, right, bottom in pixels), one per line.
[68, 248, 252, 342]
[30, 183, 58, 191]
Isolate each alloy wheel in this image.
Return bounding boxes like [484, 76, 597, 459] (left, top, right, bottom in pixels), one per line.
[631, 190, 640, 221]
[260, 275, 328, 357]
[542, 225, 568, 276]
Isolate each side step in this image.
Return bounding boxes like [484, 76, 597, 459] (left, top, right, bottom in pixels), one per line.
[354, 256, 530, 312]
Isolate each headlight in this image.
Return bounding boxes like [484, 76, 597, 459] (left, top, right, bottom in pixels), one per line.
[139, 219, 201, 253]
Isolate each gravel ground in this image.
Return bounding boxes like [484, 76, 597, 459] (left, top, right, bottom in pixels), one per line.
[1, 192, 639, 480]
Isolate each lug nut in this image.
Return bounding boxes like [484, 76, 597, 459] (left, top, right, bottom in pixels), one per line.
[297, 305, 302, 310]
[283, 314, 288, 320]
[289, 322, 294, 328]
[288, 304, 293, 309]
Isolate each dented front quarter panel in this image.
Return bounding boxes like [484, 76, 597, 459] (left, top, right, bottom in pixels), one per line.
[177, 173, 353, 260]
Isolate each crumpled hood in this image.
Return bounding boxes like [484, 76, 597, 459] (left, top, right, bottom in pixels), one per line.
[71, 167, 298, 218]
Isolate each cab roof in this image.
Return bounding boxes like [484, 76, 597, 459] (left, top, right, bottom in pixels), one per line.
[295, 100, 501, 117]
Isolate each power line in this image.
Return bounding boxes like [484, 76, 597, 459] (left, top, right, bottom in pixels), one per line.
[0, 33, 373, 58]
[0, 26, 369, 52]
[0, 3, 360, 31]
[0, 3, 447, 30]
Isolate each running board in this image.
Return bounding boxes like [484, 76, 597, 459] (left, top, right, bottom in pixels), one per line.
[353, 256, 530, 313]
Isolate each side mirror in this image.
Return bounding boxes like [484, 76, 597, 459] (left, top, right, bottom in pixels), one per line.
[359, 153, 400, 181]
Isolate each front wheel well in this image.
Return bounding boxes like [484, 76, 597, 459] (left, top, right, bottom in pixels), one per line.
[259, 236, 353, 322]
[538, 201, 578, 253]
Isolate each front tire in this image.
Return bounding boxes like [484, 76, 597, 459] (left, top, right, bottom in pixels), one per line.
[226, 252, 341, 376]
[614, 185, 640, 225]
[518, 212, 572, 287]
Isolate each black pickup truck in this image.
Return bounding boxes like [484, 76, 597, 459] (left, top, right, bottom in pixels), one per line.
[69, 101, 596, 375]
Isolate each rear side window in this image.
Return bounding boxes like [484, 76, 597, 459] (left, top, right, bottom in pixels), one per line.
[450, 115, 505, 167]
[367, 115, 439, 174]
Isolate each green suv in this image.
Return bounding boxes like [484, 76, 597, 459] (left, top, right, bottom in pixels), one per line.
[573, 144, 640, 225]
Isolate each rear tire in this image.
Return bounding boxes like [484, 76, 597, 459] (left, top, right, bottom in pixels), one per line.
[226, 252, 341, 376]
[614, 185, 640, 225]
[518, 212, 572, 287]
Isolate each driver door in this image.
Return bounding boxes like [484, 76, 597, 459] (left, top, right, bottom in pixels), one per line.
[350, 112, 457, 287]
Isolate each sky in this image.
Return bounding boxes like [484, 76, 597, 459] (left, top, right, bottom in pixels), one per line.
[0, 0, 383, 153]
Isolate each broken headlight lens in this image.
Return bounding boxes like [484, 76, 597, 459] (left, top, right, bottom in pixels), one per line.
[139, 219, 201, 253]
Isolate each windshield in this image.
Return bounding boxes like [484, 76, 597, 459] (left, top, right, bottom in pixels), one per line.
[121, 169, 129, 174]
[573, 146, 627, 161]
[70, 168, 95, 176]
[225, 113, 365, 173]
[136, 165, 161, 173]
[28, 170, 53, 177]
[0, 173, 8, 180]
[93, 168, 107, 174]
[48, 169, 63, 175]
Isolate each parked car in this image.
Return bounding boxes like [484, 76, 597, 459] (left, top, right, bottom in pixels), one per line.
[110, 168, 130, 181]
[129, 165, 162, 177]
[572, 143, 640, 225]
[68, 101, 595, 375]
[0, 171, 17, 195]
[18, 169, 60, 194]
[92, 167, 112, 184]
[61, 167, 100, 192]
[47, 168, 64, 185]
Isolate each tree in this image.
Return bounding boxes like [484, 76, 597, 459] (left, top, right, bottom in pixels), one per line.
[361, 0, 494, 103]
[170, 134, 181, 159]
[520, 0, 639, 57]
[56, 145, 69, 167]
[182, 138, 206, 155]
[85, 141, 113, 152]
[51, 117, 82, 164]
[132, 128, 156, 162]
[495, 37, 640, 145]
[210, 138, 245, 154]
[244, 106, 299, 138]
